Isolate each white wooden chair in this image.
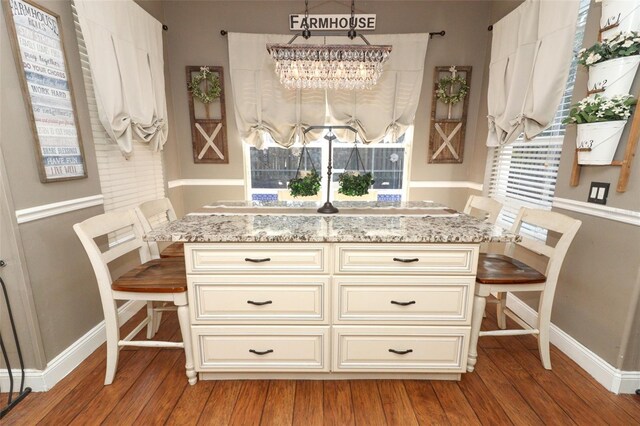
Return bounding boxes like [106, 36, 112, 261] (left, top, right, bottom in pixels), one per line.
[467, 208, 581, 371]
[73, 210, 196, 385]
[463, 195, 503, 224]
[134, 198, 184, 259]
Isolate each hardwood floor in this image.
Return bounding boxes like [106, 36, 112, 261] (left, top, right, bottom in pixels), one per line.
[2, 306, 639, 426]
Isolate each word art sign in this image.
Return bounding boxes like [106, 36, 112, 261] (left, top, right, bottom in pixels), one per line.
[4, 0, 87, 182]
[289, 14, 376, 31]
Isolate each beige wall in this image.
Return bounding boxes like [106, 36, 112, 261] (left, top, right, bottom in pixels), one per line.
[552, 0, 640, 370]
[481, 0, 640, 370]
[161, 0, 495, 212]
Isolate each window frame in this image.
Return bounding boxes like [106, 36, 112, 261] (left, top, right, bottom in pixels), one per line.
[242, 126, 414, 202]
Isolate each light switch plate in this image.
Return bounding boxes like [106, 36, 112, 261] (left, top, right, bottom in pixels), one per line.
[588, 182, 610, 205]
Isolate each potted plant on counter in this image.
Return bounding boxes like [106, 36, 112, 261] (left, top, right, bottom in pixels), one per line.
[578, 31, 640, 97]
[563, 94, 636, 164]
[338, 171, 375, 197]
[289, 170, 322, 197]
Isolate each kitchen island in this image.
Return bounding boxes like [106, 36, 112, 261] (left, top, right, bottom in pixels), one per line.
[146, 201, 518, 381]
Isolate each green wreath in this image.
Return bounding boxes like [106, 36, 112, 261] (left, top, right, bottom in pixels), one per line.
[436, 75, 469, 105]
[188, 67, 221, 104]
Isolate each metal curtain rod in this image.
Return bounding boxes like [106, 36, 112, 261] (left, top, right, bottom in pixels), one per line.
[220, 30, 446, 39]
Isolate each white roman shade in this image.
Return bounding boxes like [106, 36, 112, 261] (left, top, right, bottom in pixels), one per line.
[228, 33, 327, 148]
[487, 0, 580, 147]
[228, 33, 428, 146]
[326, 34, 428, 143]
[74, 0, 168, 156]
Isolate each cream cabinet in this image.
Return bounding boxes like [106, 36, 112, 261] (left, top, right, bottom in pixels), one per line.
[186, 242, 478, 380]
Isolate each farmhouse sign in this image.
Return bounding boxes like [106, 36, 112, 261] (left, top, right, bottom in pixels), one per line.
[3, 0, 87, 182]
[289, 14, 376, 31]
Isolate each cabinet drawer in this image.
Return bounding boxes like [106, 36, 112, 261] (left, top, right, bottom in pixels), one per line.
[333, 326, 469, 372]
[335, 244, 477, 275]
[186, 243, 328, 274]
[334, 276, 473, 324]
[190, 276, 329, 324]
[193, 326, 330, 372]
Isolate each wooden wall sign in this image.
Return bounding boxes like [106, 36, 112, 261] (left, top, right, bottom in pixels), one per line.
[428, 66, 472, 164]
[4, 0, 87, 182]
[186, 65, 228, 164]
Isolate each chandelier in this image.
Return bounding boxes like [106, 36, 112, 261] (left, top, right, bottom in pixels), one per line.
[266, 0, 392, 90]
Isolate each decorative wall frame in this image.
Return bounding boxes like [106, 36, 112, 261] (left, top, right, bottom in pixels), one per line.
[3, 0, 87, 183]
[186, 66, 228, 164]
[428, 66, 472, 164]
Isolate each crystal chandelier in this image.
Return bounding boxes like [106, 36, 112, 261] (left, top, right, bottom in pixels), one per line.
[266, 0, 392, 90]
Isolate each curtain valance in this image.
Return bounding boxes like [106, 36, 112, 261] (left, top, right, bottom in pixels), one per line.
[487, 0, 580, 147]
[74, 0, 168, 156]
[228, 33, 428, 147]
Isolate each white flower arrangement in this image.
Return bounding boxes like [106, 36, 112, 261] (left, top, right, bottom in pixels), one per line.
[563, 94, 636, 124]
[577, 31, 640, 67]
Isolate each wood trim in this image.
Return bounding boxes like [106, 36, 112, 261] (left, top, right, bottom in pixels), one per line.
[168, 179, 245, 188]
[552, 197, 640, 227]
[0, 300, 144, 392]
[409, 181, 483, 191]
[2, 0, 88, 183]
[505, 293, 640, 394]
[15, 194, 104, 224]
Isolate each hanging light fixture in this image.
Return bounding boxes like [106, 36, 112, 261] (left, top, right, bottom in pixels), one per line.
[266, 0, 392, 90]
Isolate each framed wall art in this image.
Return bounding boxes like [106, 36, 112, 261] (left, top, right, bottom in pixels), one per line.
[186, 65, 228, 164]
[4, 0, 87, 182]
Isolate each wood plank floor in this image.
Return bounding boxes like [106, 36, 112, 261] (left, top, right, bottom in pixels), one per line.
[2, 306, 639, 426]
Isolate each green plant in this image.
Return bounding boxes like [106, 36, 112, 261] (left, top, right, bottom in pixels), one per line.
[338, 172, 375, 197]
[188, 66, 221, 104]
[563, 94, 636, 125]
[436, 75, 469, 105]
[288, 170, 321, 197]
[577, 31, 640, 67]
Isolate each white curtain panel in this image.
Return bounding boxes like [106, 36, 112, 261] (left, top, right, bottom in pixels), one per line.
[228, 33, 327, 148]
[326, 34, 429, 143]
[74, 0, 168, 156]
[228, 33, 428, 147]
[487, 0, 579, 147]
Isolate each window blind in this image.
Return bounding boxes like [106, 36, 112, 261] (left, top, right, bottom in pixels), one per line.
[72, 2, 165, 242]
[488, 0, 589, 239]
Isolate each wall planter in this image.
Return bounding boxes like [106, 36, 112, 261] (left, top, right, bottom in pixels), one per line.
[588, 56, 640, 97]
[600, 0, 640, 40]
[576, 121, 627, 164]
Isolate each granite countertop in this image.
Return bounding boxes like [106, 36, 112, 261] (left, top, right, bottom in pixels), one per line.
[145, 201, 519, 244]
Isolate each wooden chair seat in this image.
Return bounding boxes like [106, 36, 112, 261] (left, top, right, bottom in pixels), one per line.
[112, 259, 187, 293]
[160, 242, 184, 258]
[476, 253, 546, 285]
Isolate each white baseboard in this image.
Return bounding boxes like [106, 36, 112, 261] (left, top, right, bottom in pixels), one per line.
[0, 300, 145, 392]
[506, 293, 640, 394]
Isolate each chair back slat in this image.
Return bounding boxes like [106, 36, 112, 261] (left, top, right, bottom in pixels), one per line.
[507, 207, 581, 283]
[464, 195, 503, 224]
[135, 198, 177, 259]
[516, 236, 555, 259]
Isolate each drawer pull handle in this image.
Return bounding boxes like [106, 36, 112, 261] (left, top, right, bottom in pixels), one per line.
[247, 300, 273, 306]
[245, 257, 271, 263]
[391, 300, 416, 306]
[393, 257, 419, 263]
[389, 349, 413, 355]
[249, 349, 274, 355]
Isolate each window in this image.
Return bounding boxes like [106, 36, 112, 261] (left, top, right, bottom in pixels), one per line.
[72, 2, 165, 243]
[245, 128, 412, 202]
[487, 0, 590, 239]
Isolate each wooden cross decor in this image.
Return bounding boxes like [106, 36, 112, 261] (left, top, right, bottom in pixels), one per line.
[428, 66, 472, 164]
[187, 66, 229, 164]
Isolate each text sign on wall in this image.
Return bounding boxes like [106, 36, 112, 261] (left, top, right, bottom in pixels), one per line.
[289, 14, 376, 31]
[4, 0, 87, 182]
